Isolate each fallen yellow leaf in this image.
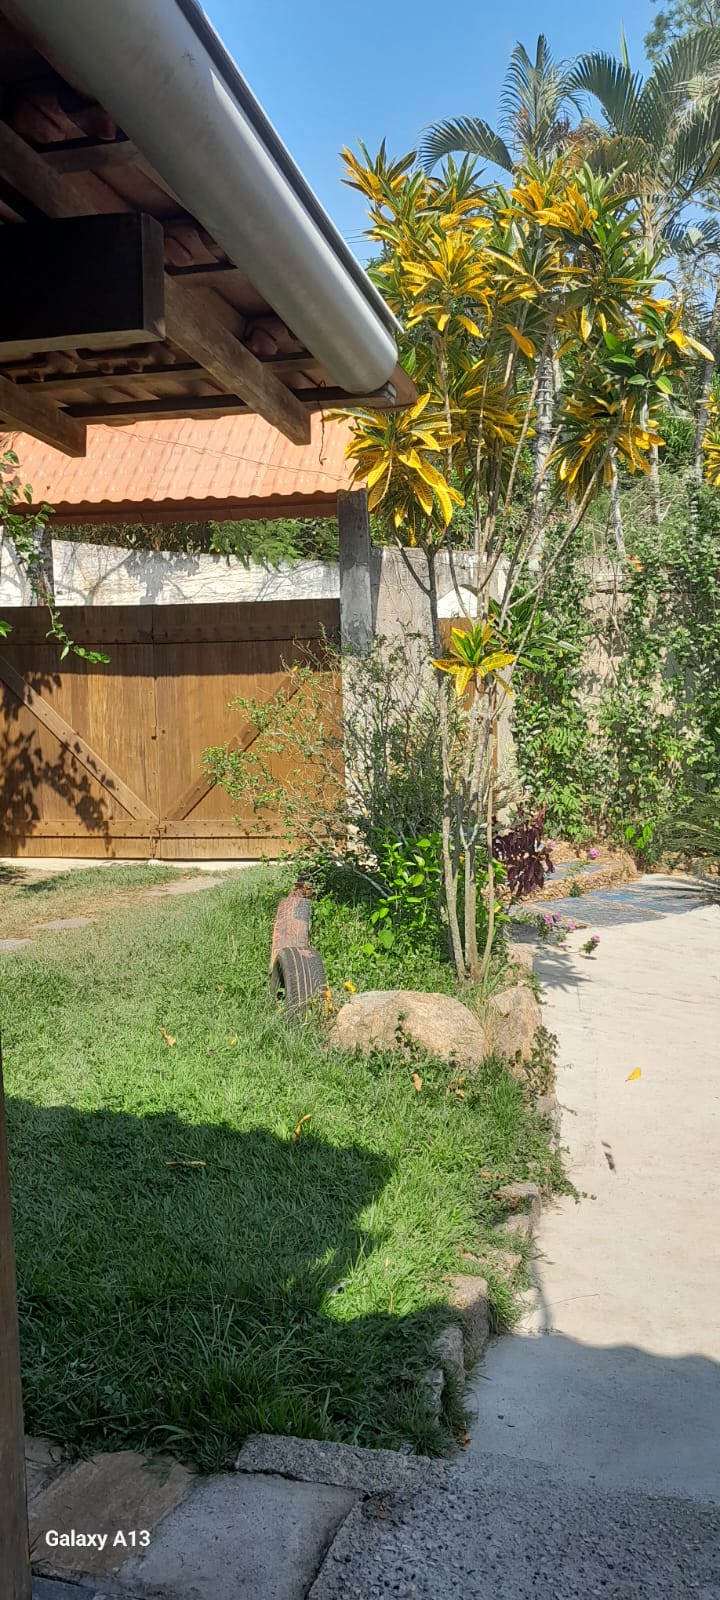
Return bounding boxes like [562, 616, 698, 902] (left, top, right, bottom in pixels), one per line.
[455, 1089, 466, 1099]
[229, 1036, 238, 1046]
[160, 1027, 176, 1048]
[626, 1068, 642, 1081]
[343, 981, 357, 993]
[411, 1072, 423, 1093]
[165, 1160, 205, 1168]
[294, 1114, 312, 1137]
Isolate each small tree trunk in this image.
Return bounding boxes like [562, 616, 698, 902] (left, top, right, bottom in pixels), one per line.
[649, 446, 661, 526]
[428, 548, 466, 978]
[609, 451, 626, 558]
[529, 351, 554, 557]
[30, 522, 54, 605]
[691, 267, 720, 531]
[478, 756, 496, 985]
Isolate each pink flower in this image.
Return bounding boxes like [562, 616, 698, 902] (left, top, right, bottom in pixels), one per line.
[566, 921, 577, 931]
[588, 848, 599, 859]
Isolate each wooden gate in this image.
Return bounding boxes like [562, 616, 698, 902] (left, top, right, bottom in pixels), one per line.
[0, 600, 340, 859]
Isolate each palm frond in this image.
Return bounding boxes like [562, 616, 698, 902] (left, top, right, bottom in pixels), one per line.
[669, 99, 720, 192]
[499, 40, 541, 131]
[581, 130, 651, 185]
[653, 24, 720, 106]
[641, 28, 720, 154]
[663, 215, 720, 255]
[569, 53, 645, 140]
[419, 117, 513, 174]
[499, 34, 585, 160]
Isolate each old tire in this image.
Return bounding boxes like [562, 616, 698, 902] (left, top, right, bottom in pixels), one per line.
[270, 944, 327, 1021]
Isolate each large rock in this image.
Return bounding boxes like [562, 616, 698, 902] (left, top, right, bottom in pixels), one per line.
[330, 990, 489, 1066]
[486, 984, 541, 1072]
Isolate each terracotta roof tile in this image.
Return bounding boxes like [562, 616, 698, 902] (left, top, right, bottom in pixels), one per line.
[8, 413, 356, 522]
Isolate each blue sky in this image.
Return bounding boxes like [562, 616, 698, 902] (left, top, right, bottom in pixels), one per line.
[203, 0, 657, 255]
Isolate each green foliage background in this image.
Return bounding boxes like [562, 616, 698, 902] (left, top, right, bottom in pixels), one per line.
[511, 443, 720, 853]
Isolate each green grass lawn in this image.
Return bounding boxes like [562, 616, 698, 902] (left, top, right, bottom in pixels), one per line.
[0, 861, 199, 940]
[0, 865, 562, 1470]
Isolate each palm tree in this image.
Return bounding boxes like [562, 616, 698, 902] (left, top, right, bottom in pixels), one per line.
[570, 30, 720, 249]
[420, 35, 584, 175]
[570, 30, 720, 524]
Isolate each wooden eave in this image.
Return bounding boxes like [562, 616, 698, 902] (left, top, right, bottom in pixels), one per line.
[0, 6, 415, 456]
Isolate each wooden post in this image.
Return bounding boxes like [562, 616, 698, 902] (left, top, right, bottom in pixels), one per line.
[0, 1043, 31, 1600]
[337, 489, 373, 656]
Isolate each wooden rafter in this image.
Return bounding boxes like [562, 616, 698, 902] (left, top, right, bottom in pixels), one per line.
[60, 383, 393, 426]
[35, 136, 140, 173]
[0, 118, 314, 445]
[9, 351, 318, 399]
[163, 277, 311, 445]
[0, 119, 95, 219]
[0, 371, 85, 454]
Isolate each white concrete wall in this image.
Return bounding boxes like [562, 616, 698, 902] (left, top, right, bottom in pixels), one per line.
[0, 532, 339, 609]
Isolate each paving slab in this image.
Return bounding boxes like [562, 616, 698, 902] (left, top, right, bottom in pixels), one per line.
[0, 936, 33, 950]
[116, 1471, 357, 1600]
[30, 1451, 194, 1580]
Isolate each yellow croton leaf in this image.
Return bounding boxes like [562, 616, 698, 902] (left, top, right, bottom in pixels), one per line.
[505, 323, 535, 359]
[477, 650, 516, 677]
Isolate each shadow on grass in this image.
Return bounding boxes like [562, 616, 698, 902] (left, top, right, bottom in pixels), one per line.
[8, 1100, 462, 1472]
[0, 863, 27, 885]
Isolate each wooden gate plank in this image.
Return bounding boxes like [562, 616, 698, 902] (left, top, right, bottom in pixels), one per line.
[0, 656, 158, 823]
[163, 671, 304, 822]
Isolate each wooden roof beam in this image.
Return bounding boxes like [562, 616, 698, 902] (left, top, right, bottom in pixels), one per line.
[163, 276, 311, 445]
[63, 382, 396, 426]
[0, 371, 86, 454]
[0, 119, 96, 218]
[33, 136, 140, 174]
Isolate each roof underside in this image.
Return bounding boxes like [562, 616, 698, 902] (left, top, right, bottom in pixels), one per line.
[9, 413, 356, 523]
[0, 0, 414, 455]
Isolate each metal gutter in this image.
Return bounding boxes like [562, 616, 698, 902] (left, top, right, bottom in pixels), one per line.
[11, 0, 400, 395]
[172, 0, 401, 342]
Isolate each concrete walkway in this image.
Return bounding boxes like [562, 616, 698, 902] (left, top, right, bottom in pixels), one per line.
[467, 874, 720, 1503]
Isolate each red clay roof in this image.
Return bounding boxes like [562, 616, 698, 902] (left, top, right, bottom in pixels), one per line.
[8, 412, 356, 523]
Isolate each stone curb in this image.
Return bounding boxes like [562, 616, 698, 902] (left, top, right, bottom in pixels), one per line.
[235, 1435, 444, 1498]
[425, 1170, 552, 1418]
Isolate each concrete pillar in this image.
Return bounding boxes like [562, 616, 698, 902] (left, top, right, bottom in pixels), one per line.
[338, 489, 372, 656]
